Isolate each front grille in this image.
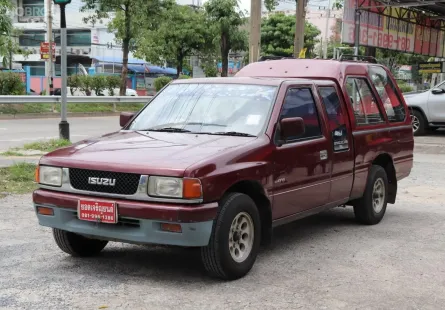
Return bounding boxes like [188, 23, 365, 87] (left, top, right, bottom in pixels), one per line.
[69, 168, 140, 195]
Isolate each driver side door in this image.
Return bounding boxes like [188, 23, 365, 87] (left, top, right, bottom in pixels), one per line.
[271, 84, 332, 220]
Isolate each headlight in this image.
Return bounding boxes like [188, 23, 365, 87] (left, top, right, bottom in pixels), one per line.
[148, 176, 202, 199]
[38, 166, 62, 187]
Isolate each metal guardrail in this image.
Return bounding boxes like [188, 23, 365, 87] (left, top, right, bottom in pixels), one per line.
[0, 96, 153, 104]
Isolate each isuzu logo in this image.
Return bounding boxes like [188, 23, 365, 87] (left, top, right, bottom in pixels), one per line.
[88, 177, 116, 186]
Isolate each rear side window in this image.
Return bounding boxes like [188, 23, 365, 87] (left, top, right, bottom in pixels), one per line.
[369, 66, 406, 123]
[279, 88, 322, 141]
[345, 77, 385, 126]
[318, 86, 349, 152]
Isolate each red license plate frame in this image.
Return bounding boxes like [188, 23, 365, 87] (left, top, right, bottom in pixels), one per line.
[77, 199, 118, 224]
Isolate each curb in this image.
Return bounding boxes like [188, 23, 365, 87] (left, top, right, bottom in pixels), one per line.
[0, 112, 122, 120]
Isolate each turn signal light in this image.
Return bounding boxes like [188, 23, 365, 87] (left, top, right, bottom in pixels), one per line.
[34, 165, 40, 183]
[37, 206, 54, 216]
[160, 223, 182, 233]
[183, 178, 202, 199]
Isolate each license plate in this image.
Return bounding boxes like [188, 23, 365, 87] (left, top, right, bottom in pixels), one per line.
[78, 199, 117, 224]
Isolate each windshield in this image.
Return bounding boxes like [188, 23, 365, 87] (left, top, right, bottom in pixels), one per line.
[128, 83, 277, 136]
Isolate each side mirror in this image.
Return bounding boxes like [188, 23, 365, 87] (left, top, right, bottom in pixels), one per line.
[279, 117, 305, 142]
[431, 88, 445, 95]
[120, 112, 135, 128]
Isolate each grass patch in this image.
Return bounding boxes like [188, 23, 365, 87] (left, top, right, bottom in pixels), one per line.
[23, 139, 72, 152]
[0, 162, 37, 195]
[1, 150, 25, 156]
[0, 102, 145, 114]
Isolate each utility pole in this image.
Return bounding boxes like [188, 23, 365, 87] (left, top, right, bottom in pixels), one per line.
[46, 0, 54, 95]
[54, 0, 71, 140]
[249, 0, 262, 63]
[323, 0, 331, 59]
[294, 0, 306, 58]
[354, 0, 360, 56]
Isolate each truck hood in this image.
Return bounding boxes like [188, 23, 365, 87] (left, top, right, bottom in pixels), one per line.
[403, 90, 429, 104]
[40, 131, 257, 177]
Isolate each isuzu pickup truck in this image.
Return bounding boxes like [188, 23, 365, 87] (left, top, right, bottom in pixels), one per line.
[33, 58, 414, 280]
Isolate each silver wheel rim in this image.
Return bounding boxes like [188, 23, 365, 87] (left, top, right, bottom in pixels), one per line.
[228, 212, 254, 263]
[411, 114, 420, 133]
[372, 178, 385, 213]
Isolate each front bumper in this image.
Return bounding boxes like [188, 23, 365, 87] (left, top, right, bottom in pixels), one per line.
[33, 189, 218, 247]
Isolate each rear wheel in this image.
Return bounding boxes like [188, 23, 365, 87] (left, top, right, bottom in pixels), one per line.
[353, 165, 389, 225]
[201, 193, 261, 280]
[53, 229, 108, 257]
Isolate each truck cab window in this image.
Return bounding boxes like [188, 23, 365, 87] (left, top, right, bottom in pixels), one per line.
[369, 66, 406, 123]
[279, 88, 322, 141]
[345, 77, 385, 126]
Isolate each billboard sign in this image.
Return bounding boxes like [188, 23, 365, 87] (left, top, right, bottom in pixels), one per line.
[418, 62, 445, 74]
[342, 0, 445, 57]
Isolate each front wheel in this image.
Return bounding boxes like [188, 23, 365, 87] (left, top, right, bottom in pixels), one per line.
[201, 193, 261, 280]
[411, 110, 426, 136]
[53, 229, 108, 257]
[353, 165, 389, 225]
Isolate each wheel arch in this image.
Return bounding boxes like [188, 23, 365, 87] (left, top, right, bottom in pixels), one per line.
[410, 106, 428, 123]
[372, 153, 397, 204]
[224, 180, 273, 245]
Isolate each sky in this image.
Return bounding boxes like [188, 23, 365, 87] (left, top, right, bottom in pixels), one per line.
[174, 0, 332, 15]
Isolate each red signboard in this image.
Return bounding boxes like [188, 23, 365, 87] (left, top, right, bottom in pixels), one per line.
[40, 42, 56, 61]
[342, 0, 445, 57]
[78, 199, 117, 224]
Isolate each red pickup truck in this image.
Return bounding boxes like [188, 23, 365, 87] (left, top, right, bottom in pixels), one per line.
[33, 59, 414, 280]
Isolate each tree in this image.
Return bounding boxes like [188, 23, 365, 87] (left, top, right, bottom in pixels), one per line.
[81, 0, 172, 95]
[261, 13, 321, 58]
[135, 4, 212, 77]
[204, 0, 247, 77]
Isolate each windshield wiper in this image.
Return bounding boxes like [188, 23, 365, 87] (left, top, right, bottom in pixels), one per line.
[208, 131, 256, 137]
[144, 127, 191, 133]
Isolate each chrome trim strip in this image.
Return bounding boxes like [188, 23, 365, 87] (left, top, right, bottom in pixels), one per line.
[352, 124, 412, 136]
[38, 168, 203, 204]
[271, 179, 331, 197]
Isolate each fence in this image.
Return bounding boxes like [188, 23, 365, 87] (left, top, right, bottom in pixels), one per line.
[0, 96, 153, 114]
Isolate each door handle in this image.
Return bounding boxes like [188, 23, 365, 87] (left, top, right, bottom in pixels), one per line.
[320, 150, 328, 160]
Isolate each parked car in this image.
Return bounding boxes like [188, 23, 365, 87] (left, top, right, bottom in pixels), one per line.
[403, 81, 445, 135]
[33, 58, 414, 280]
[52, 87, 138, 96]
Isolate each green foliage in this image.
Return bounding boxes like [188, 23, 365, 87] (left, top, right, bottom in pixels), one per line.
[204, 0, 247, 77]
[81, 0, 173, 95]
[0, 163, 37, 195]
[90, 75, 108, 96]
[261, 13, 321, 58]
[154, 76, 172, 91]
[77, 75, 93, 96]
[106, 75, 121, 96]
[179, 74, 191, 79]
[135, 4, 212, 77]
[204, 65, 218, 77]
[67, 74, 81, 95]
[0, 72, 25, 95]
[398, 84, 414, 93]
[23, 139, 72, 152]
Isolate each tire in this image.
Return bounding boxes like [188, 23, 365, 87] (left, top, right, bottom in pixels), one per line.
[411, 110, 426, 136]
[353, 165, 389, 225]
[201, 193, 261, 280]
[53, 228, 108, 257]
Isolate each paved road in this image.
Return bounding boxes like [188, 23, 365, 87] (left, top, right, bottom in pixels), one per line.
[1, 153, 445, 309]
[0, 116, 120, 151]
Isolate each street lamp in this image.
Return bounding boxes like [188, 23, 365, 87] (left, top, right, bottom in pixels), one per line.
[53, 0, 71, 140]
